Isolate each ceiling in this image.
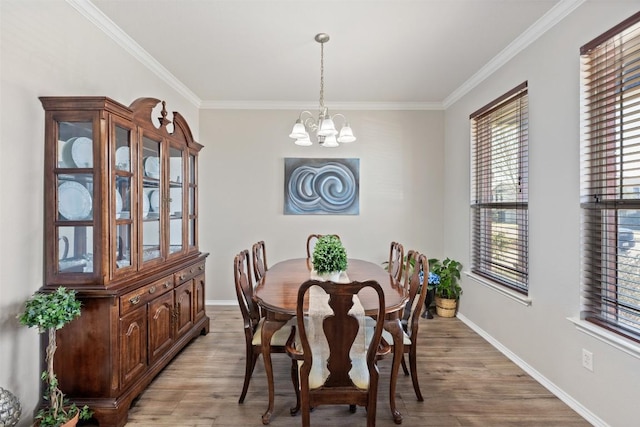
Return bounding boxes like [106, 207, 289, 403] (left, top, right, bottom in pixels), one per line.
[83, 0, 574, 109]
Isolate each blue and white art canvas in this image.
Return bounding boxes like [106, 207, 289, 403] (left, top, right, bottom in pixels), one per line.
[284, 158, 360, 215]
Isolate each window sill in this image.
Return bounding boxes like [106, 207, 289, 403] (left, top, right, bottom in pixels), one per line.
[567, 317, 640, 360]
[465, 272, 532, 306]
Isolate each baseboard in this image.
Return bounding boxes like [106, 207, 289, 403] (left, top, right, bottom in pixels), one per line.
[206, 299, 237, 306]
[456, 313, 607, 427]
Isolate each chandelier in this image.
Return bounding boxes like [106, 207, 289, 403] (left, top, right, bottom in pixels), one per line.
[289, 33, 356, 147]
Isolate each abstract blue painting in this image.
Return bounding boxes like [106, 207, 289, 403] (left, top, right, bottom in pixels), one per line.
[284, 158, 360, 215]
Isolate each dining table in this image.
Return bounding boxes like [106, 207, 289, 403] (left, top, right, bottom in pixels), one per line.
[254, 257, 409, 425]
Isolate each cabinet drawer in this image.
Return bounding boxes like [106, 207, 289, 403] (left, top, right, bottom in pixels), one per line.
[174, 261, 205, 284]
[120, 277, 173, 315]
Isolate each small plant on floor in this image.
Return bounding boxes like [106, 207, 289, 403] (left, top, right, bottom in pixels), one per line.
[18, 287, 92, 427]
[428, 258, 463, 300]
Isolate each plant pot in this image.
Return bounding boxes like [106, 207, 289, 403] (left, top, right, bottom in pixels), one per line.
[61, 412, 80, 427]
[317, 271, 342, 282]
[435, 296, 457, 318]
[34, 411, 79, 427]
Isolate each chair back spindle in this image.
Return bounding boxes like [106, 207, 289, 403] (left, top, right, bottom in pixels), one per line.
[252, 240, 268, 283]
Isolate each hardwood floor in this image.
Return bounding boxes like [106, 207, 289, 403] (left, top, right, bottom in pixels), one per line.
[115, 306, 590, 426]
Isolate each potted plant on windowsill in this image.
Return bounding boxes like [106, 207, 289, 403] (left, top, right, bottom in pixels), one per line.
[428, 258, 463, 318]
[312, 235, 348, 281]
[17, 287, 92, 427]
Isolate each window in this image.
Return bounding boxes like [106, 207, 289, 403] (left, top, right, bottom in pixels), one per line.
[580, 12, 640, 342]
[470, 82, 529, 294]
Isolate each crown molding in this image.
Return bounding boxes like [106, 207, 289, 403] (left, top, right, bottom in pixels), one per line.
[442, 0, 586, 109]
[66, 0, 201, 108]
[199, 100, 444, 111]
[73, 0, 583, 112]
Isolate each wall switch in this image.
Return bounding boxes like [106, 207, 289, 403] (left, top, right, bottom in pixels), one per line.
[582, 349, 593, 372]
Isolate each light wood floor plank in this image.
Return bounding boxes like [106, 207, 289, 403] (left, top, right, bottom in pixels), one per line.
[103, 306, 590, 426]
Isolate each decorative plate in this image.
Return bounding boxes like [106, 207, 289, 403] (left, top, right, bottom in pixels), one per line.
[142, 190, 150, 218]
[115, 189, 123, 218]
[115, 146, 130, 171]
[144, 156, 160, 179]
[58, 181, 92, 220]
[149, 189, 160, 212]
[61, 137, 78, 168]
[71, 137, 93, 168]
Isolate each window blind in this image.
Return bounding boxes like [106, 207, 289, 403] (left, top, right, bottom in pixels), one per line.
[580, 12, 640, 342]
[470, 82, 529, 293]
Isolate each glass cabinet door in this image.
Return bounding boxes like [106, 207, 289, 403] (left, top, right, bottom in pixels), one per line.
[188, 153, 197, 249]
[141, 135, 162, 264]
[168, 146, 184, 255]
[113, 122, 134, 272]
[56, 120, 95, 274]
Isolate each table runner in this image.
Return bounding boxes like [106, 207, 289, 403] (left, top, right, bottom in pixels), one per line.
[306, 271, 369, 389]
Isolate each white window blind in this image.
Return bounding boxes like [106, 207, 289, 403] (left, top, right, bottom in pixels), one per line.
[470, 82, 529, 293]
[580, 12, 640, 343]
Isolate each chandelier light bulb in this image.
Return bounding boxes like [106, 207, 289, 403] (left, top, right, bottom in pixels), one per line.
[295, 132, 312, 146]
[322, 135, 339, 148]
[337, 123, 356, 143]
[289, 120, 307, 139]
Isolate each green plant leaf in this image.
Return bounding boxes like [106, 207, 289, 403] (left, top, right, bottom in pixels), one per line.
[312, 235, 347, 274]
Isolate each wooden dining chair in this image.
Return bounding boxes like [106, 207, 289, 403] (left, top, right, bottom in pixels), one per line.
[388, 241, 405, 283]
[286, 279, 387, 427]
[251, 240, 268, 283]
[233, 249, 293, 404]
[306, 234, 341, 260]
[381, 252, 429, 401]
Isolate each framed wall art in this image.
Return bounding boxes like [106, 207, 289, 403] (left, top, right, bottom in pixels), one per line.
[284, 158, 360, 215]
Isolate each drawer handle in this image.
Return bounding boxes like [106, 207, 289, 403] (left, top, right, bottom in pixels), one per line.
[179, 274, 185, 280]
[164, 282, 171, 288]
[130, 296, 141, 305]
[198, 265, 204, 271]
[149, 286, 156, 294]
[190, 267, 195, 273]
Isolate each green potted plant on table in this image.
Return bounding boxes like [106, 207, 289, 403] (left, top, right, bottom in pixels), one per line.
[428, 258, 463, 318]
[312, 235, 348, 281]
[18, 287, 92, 427]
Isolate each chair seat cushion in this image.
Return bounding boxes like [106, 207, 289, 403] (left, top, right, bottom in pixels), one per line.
[366, 316, 411, 345]
[381, 327, 411, 346]
[252, 317, 296, 346]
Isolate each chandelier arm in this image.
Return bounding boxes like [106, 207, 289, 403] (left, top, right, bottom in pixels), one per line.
[330, 113, 347, 127]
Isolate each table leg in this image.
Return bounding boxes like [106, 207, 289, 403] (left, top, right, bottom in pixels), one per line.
[385, 318, 404, 424]
[261, 318, 286, 425]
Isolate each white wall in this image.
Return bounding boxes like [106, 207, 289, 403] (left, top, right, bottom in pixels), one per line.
[444, 2, 640, 426]
[0, 1, 198, 425]
[198, 109, 445, 303]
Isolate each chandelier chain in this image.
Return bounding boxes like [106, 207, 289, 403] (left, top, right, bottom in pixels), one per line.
[319, 41, 325, 111]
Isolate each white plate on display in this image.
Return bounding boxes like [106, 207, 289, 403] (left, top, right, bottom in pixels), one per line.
[144, 156, 160, 179]
[61, 137, 78, 168]
[149, 190, 160, 212]
[71, 137, 93, 168]
[142, 191, 150, 218]
[115, 190, 123, 218]
[58, 181, 92, 220]
[115, 146, 130, 171]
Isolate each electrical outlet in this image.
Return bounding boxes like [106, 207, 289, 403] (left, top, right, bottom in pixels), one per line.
[582, 349, 593, 372]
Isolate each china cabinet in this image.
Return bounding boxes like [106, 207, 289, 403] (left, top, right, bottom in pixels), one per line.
[39, 96, 208, 427]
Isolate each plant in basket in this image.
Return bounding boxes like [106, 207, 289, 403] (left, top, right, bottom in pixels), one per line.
[17, 287, 92, 427]
[427, 258, 463, 317]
